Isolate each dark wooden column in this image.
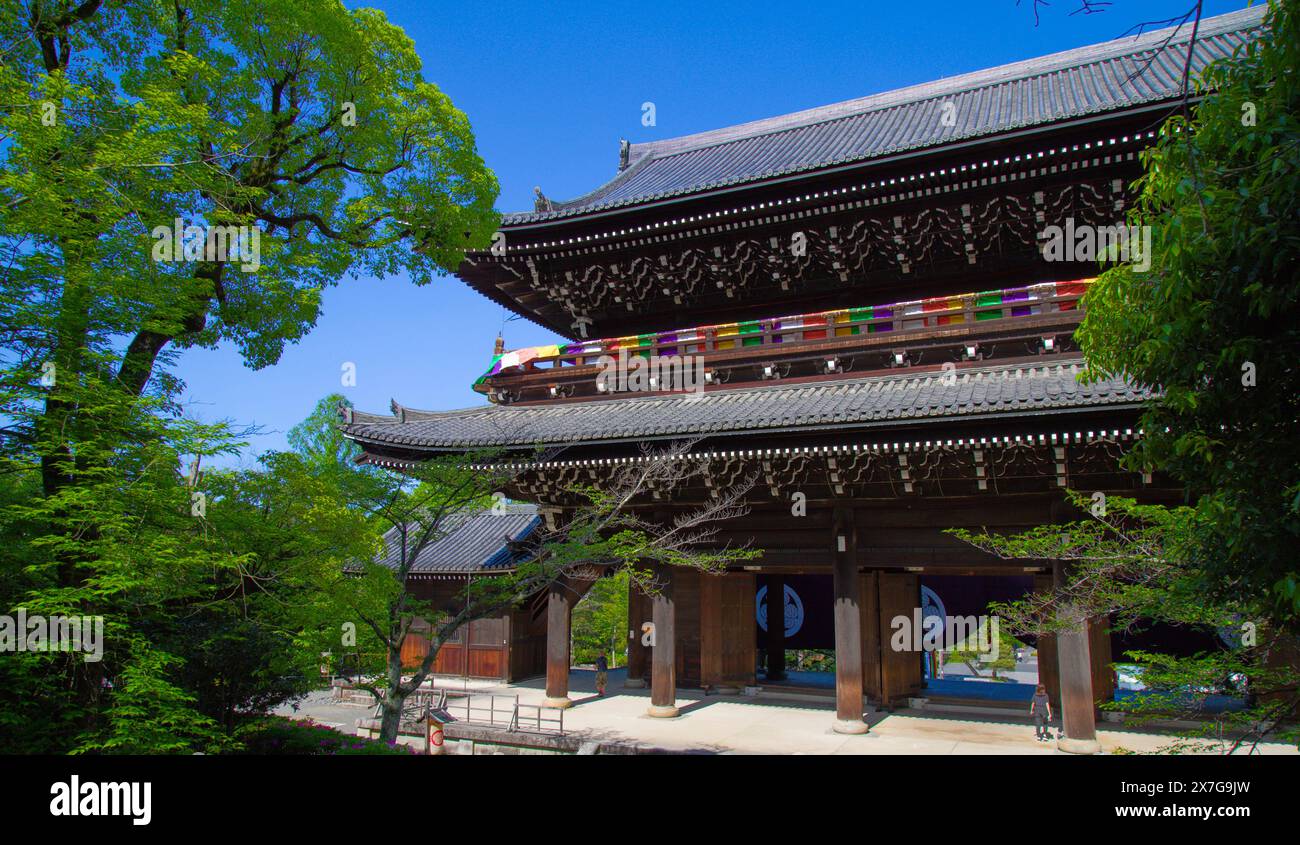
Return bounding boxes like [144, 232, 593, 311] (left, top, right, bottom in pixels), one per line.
[765, 575, 787, 682]
[624, 579, 648, 688]
[1089, 616, 1115, 706]
[1056, 603, 1101, 754]
[542, 580, 574, 708]
[647, 566, 678, 717]
[831, 507, 868, 734]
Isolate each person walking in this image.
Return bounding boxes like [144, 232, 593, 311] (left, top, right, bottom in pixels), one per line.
[595, 651, 609, 697]
[1030, 683, 1053, 741]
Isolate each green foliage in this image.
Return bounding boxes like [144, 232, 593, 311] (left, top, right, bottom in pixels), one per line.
[1076, 0, 1300, 629]
[0, 2, 499, 753]
[572, 569, 629, 666]
[944, 620, 1023, 676]
[951, 492, 1300, 751]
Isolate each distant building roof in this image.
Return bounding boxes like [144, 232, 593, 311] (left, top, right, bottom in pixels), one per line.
[374, 505, 540, 575]
[506, 6, 1265, 224]
[343, 359, 1150, 452]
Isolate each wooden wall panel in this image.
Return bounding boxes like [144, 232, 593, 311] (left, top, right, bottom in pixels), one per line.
[509, 603, 547, 682]
[673, 569, 702, 687]
[626, 585, 651, 684]
[720, 573, 757, 686]
[699, 574, 723, 688]
[878, 573, 923, 707]
[860, 571, 883, 703]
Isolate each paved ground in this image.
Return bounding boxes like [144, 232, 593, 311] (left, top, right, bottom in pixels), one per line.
[276, 668, 1298, 755]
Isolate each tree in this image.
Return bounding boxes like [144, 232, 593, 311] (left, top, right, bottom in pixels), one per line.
[943, 619, 1023, 679]
[1076, 0, 1300, 629]
[0, 1, 497, 748]
[572, 568, 630, 668]
[316, 429, 761, 744]
[952, 493, 1300, 752]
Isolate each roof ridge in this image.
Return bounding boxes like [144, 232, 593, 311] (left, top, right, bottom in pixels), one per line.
[624, 6, 1262, 162]
[502, 5, 1264, 222]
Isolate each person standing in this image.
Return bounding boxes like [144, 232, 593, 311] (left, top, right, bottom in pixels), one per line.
[595, 651, 609, 697]
[1030, 683, 1053, 741]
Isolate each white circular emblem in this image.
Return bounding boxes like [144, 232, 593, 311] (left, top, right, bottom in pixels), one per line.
[756, 584, 804, 637]
[921, 585, 946, 639]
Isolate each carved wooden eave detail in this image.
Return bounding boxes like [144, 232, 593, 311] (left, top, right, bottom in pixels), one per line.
[476, 431, 1165, 507]
[460, 138, 1143, 338]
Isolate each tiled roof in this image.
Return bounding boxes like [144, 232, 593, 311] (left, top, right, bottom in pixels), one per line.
[506, 6, 1264, 224]
[344, 359, 1150, 451]
[375, 505, 540, 574]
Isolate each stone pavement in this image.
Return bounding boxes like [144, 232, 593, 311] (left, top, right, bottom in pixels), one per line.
[277, 668, 1298, 756]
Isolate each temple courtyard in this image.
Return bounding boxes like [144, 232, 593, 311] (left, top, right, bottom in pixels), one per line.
[279, 669, 1299, 756]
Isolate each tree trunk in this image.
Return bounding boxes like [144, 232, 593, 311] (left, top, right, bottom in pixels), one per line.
[378, 647, 406, 744]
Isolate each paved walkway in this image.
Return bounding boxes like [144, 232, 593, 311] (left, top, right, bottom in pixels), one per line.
[279, 668, 1297, 755]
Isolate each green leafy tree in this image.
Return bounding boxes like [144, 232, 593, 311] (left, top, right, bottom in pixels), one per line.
[953, 493, 1300, 752]
[943, 619, 1023, 679]
[572, 568, 630, 667]
[0, 1, 497, 751]
[304, 427, 762, 743]
[1076, 0, 1300, 628]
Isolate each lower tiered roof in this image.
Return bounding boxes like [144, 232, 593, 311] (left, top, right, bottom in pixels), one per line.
[343, 358, 1148, 454]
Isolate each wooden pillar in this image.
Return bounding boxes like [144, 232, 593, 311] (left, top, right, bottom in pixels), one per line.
[624, 580, 647, 688]
[832, 507, 868, 734]
[542, 580, 573, 708]
[647, 567, 678, 717]
[764, 575, 787, 681]
[1089, 616, 1115, 707]
[1056, 604, 1101, 754]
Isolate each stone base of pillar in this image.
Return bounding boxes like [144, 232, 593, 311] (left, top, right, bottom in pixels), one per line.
[832, 718, 870, 735]
[1057, 736, 1101, 755]
[646, 704, 680, 718]
[541, 696, 573, 709]
[709, 685, 741, 696]
[623, 678, 646, 689]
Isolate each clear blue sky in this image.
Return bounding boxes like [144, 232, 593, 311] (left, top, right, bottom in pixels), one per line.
[175, 0, 1252, 466]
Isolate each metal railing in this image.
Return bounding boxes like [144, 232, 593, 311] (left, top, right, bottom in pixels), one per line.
[369, 686, 566, 736]
[510, 702, 565, 734]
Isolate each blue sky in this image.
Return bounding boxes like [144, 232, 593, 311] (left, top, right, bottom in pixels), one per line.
[175, 0, 1252, 465]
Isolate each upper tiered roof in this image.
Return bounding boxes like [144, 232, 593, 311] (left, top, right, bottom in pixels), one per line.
[457, 7, 1268, 339]
[507, 6, 1264, 225]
